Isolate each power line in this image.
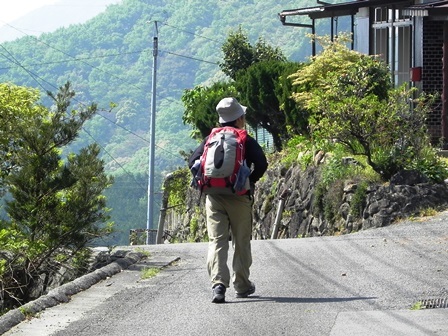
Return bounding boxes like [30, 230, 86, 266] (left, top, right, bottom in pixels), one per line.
[160, 22, 223, 44]
[0, 20, 221, 116]
[0, 52, 185, 172]
[0, 50, 150, 71]
[0, 38, 217, 112]
[0, 21, 221, 69]
[0, 46, 57, 93]
[83, 127, 163, 211]
[0, 47, 219, 70]
[0, 45, 156, 193]
[0, 45, 181, 190]
[160, 50, 218, 65]
[0, 21, 201, 177]
[81, 127, 147, 193]
[0, 48, 185, 162]
[96, 112, 186, 163]
[0, 37, 186, 162]
[0, 23, 152, 97]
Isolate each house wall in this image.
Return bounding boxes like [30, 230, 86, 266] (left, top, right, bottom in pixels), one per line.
[355, 8, 370, 54]
[422, 19, 443, 141]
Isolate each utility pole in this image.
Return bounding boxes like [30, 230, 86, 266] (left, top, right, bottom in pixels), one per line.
[146, 21, 158, 244]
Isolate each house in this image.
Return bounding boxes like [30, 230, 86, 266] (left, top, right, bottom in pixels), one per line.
[279, 0, 448, 146]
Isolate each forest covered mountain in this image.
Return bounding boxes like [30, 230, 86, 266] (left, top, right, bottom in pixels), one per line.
[0, 0, 350, 245]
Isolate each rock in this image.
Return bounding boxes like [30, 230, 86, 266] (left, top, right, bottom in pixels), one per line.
[390, 169, 429, 186]
[314, 150, 326, 165]
[174, 161, 448, 242]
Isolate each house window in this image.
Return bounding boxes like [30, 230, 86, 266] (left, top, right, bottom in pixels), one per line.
[373, 26, 388, 61]
[395, 25, 411, 86]
[372, 6, 412, 86]
[374, 7, 388, 23]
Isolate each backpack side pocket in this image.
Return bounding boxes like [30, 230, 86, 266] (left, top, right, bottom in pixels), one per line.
[233, 161, 251, 193]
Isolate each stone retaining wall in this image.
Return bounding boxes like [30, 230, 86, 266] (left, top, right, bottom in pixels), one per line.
[174, 157, 448, 242]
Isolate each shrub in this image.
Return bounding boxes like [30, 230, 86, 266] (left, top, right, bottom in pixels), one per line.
[0, 83, 113, 313]
[312, 145, 380, 222]
[350, 181, 369, 219]
[290, 35, 441, 181]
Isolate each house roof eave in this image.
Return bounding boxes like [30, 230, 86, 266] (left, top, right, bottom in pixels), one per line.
[404, 0, 448, 16]
[279, 0, 412, 22]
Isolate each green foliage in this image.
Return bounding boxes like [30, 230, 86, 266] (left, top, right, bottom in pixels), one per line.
[0, 0, 329, 245]
[291, 34, 391, 104]
[278, 63, 310, 137]
[320, 155, 350, 186]
[7, 84, 114, 249]
[2, 0, 447, 254]
[313, 153, 350, 221]
[416, 207, 438, 218]
[181, 83, 238, 140]
[181, 26, 300, 152]
[219, 27, 286, 80]
[188, 206, 207, 242]
[134, 248, 151, 257]
[128, 229, 147, 246]
[0, 83, 113, 311]
[291, 35, 441, 181]
[103, 173, 148, 246]
[189, 217, 199, 241]
[281, 135, 314, 169]
[409, 147, 448, 183]
[183, 29, 304, 152]
[411, 301, 423, 310]
[19, 306, 37, 319]
[0, 84, 44, 196]
[166, 168, 190, 215]
[69, 248, 93, 277]
[350, 181, 369, 219]
[141, 267, 159, 280]
[324, 179, 345, 223]
[219, 27, 255, 81]
[236, 60, 304, 151]
[312, 180, 326, 218]
[312, 146, 380, 221]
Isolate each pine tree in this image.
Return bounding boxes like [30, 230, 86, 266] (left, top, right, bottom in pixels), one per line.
[1, 82, 113, 308]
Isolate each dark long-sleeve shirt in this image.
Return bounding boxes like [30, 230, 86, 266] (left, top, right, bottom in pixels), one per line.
[188, 132, 268, 185]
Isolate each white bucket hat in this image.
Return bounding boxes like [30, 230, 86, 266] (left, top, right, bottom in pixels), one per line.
[216, 97, 247, 123]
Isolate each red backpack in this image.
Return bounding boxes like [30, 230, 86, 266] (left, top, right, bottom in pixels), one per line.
[192, 127, 250, 195]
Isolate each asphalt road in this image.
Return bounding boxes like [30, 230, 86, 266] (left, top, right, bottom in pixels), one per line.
[3, 211, 448, 336]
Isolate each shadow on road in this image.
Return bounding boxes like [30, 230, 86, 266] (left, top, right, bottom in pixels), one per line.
[228, 296, 377, 304]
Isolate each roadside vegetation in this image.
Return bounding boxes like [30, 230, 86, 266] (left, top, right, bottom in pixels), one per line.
[0, 83, 114, 314]
[183, 31, 447, 183]
[178, 31, 448, 235]
[1, 28, 447, 315]
[0, 0, 329, 248]
[140, 267, 160, 280]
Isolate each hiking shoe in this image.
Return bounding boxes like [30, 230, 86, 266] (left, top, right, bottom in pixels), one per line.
[212, 284, 226, 303]
[235, 282, 255, 298]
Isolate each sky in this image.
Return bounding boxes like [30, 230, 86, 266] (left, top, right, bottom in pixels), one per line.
[0, 0, 121, 42]
[0, 0, 58, 24]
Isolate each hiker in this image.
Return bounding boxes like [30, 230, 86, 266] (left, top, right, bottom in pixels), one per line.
[188, 97, 268, 303]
